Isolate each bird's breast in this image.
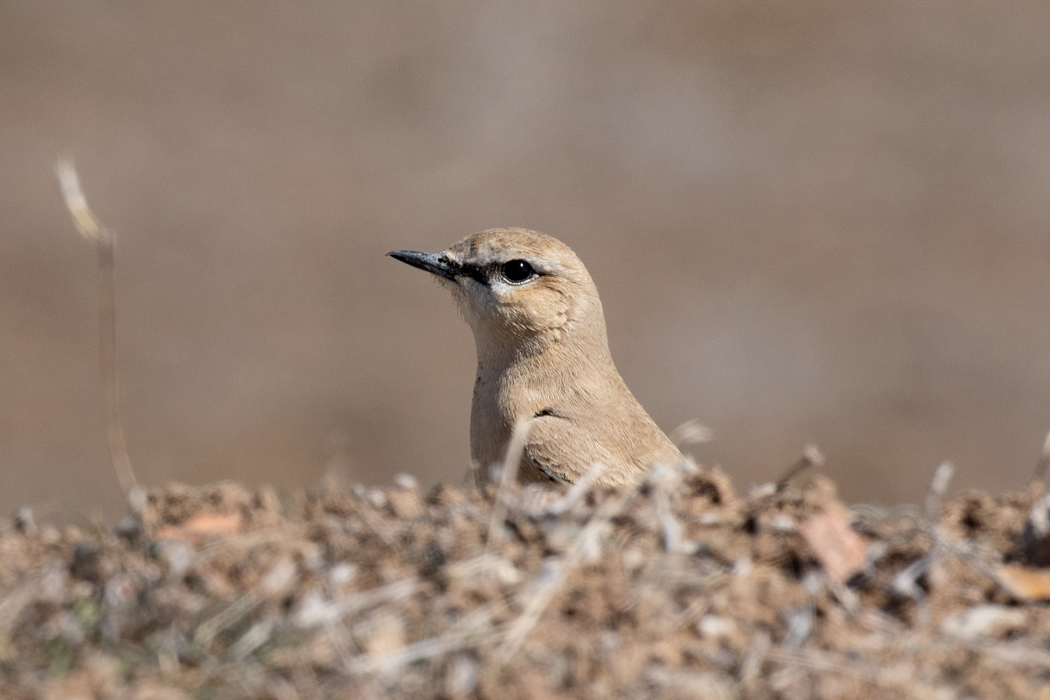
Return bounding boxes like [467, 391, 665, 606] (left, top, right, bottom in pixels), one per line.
[469, 370, 510, 471]
[469, 361, 555, 470]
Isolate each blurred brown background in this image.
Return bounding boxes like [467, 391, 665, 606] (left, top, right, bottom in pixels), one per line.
[3, 1, 1050, 519]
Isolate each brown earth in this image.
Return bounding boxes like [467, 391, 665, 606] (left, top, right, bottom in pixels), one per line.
[1, 465, 1049, 699]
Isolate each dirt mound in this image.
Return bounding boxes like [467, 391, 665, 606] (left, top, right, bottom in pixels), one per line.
[0, 465, 1049, 699]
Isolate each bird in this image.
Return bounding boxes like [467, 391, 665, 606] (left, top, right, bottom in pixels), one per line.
[388, 228, 683, 486]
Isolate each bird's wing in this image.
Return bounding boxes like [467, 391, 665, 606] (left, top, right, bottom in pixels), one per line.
[521, 413, 615, 484]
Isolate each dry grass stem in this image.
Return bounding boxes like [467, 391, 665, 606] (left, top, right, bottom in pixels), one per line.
[775, 444, 825, 492]
[1033, 430, 1050, 486]
[296, 577, 422, 629]
[924, 461, 955, 524]
[486, 419, 531, 548]
[194, 591, 264, 648]
[653, 464, 684, 552]
[54, 159, 137, 495]
[545, 460, 605, 516]
[347, 609, 494, 676]
[669, 419, 714, 448]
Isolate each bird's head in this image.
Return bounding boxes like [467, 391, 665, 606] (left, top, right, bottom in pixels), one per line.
[389, 228, 607, 354]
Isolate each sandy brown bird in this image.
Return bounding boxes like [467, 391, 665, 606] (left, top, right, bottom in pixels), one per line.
[389, 228, 683, 486]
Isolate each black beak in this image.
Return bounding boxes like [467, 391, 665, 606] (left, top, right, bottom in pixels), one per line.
[387, 250, 460, 281]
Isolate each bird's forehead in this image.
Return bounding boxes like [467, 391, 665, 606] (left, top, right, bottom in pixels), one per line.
[449, 238, 527, 264]
[457, 239, 514, 263]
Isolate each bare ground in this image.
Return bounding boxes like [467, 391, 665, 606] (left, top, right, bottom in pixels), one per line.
[1, 464, 1049, 699]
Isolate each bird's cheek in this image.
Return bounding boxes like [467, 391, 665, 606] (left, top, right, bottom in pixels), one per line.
[452, 288, 502, 329]
[450, 281, 484, 306]
[512, 303, 569, 333]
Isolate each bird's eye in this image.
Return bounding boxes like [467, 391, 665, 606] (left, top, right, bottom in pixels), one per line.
[499, 259, 536, 283]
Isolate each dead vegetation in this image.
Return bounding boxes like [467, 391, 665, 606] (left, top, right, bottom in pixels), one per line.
[0, 461, 1049, 700]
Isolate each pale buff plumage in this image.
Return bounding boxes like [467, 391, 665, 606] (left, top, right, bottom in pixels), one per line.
[389, 228, 683, 486]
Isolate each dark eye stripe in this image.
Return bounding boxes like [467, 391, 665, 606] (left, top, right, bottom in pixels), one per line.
[455, 260, 541, 286]
[456, 263, 488, 285]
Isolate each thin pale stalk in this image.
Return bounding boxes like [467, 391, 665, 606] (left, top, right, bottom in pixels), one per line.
[56, 160, 137, 494]
[486, 419, 531, 549]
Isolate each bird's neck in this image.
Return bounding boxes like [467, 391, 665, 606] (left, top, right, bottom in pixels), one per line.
[471, 320, 614, 383]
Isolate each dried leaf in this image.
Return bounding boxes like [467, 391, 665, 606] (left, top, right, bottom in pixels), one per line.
[157, 512, 243, 543]
[995, 564, 1050, 601]
[800, 505, 866, 583]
